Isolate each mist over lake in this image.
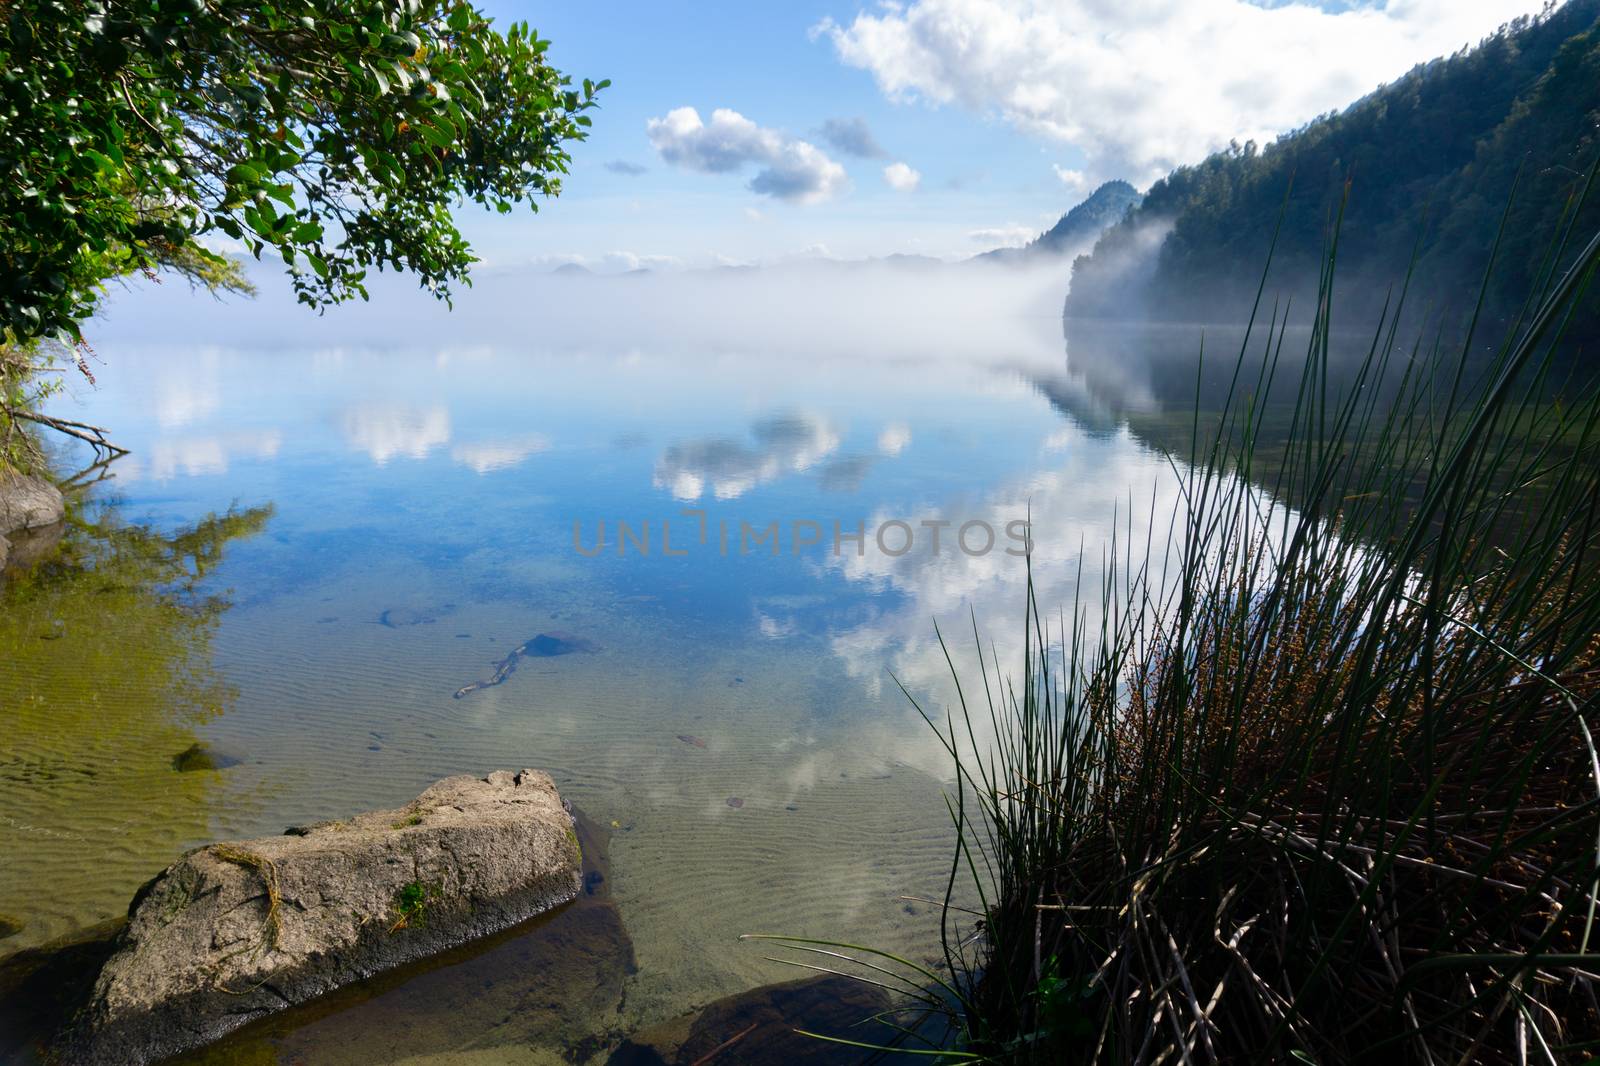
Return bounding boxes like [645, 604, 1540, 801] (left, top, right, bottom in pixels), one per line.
[3, 263, 1205, 1057]
[6, 1, 1598, 1061]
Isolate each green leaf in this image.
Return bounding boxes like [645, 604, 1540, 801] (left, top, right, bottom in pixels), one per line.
[244, 205, 277, 241]
[225, 161, 264, 186]
[417, 122, 453, 150]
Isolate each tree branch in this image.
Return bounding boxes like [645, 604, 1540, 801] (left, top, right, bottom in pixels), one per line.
[9, 410, 129, 456]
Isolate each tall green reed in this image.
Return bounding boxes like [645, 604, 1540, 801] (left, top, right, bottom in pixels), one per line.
[750, 173, 1600, 1062]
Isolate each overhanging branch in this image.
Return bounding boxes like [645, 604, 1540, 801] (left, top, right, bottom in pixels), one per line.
[9, 409, 129, 457]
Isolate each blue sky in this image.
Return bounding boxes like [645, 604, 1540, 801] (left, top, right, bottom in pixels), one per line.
[461, 0, 1550, 270]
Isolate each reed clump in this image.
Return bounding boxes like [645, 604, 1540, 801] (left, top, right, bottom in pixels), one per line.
[757, 185, 1600, 1062]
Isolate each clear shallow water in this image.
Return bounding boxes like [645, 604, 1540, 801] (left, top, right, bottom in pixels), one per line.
[1, 273, 1183, 1061]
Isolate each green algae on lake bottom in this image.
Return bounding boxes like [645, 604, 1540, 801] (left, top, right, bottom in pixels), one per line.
[0, 502, 273, 951]
[7, 338, 1142, 1058]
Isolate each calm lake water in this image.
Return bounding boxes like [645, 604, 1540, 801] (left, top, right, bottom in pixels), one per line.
[1, 267, 1193, 1062]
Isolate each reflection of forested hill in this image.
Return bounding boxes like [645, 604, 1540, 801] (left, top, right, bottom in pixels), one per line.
[1039, 320, 1359, 457]
[0, 495, 271, 951]
[1039, 317, 1591, 549]
[1065, 0, 1600, 345]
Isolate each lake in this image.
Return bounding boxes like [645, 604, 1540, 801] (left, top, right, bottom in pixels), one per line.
[1, 266, 1192, 1062]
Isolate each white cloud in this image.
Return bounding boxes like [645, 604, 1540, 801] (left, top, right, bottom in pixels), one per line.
[969, 224, 1035, 247]
[818, 0, 1545, 183]
[821, 116, 889, 158]
[483, 251, 683, 275]
[596, 251, 682, 273]
[193, 234, 247, 257]
[1052, 165, 1089, 197]
[883, 161, 922, 192]
[646, 106, 847, 204]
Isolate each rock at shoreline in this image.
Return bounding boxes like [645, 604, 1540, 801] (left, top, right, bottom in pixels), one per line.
[0, 920, 125, 1064]
[69, 769, 583, 1065]
[0, 473, 63, 574]
[0, 473, 64, 535]
[0, 518, 64, 574]
[607, 974, 895, 1065]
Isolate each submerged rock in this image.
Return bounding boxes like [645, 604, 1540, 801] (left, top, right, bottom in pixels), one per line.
[0, 473, 64, 576]
[377, 604, 455, 628]
[170, 743, 244, 772]
[0, 473, 64, 535]
[0, 912, 22, 940]
[68, 769, 583, 1065]
[607, 974, 896, 1065]
[453, 632, 600, 698]
[0, 518, 64, 574]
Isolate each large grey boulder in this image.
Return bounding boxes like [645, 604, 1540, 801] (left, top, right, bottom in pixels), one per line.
[0, 473, 64, 534]
[70, 769, 583, 1065]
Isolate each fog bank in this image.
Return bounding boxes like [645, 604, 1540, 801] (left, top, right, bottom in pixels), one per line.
[93, 255, 1084, 370]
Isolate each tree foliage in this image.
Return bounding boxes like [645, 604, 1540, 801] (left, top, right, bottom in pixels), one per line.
[0, 0, 605, 346]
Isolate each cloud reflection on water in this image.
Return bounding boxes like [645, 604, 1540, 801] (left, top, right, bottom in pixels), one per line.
[119, 429, 283, 483]
[341, 405, 451, 465]
[653, 412, 842, 501]
[77, 262, 1253, 782]
[451, 434, 551, 474]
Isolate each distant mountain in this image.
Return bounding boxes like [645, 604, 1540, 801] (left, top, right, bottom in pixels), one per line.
[1064, 0, 1600, 343]
[978, 181, 1143, 264]
[552, 262, 593, 276]
[878, 253, 945, 271]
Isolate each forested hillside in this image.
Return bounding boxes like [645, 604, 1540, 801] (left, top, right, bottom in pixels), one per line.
[1065, 0, 1600, 345]
[979, 180, 1141, 263]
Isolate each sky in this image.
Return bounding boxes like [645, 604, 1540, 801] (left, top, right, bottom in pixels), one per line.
[455, 0, 1552, 270]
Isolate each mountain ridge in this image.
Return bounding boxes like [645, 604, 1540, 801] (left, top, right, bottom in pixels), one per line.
[978, 180, 1142, 264]
[1064, 0, 1600, 343]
